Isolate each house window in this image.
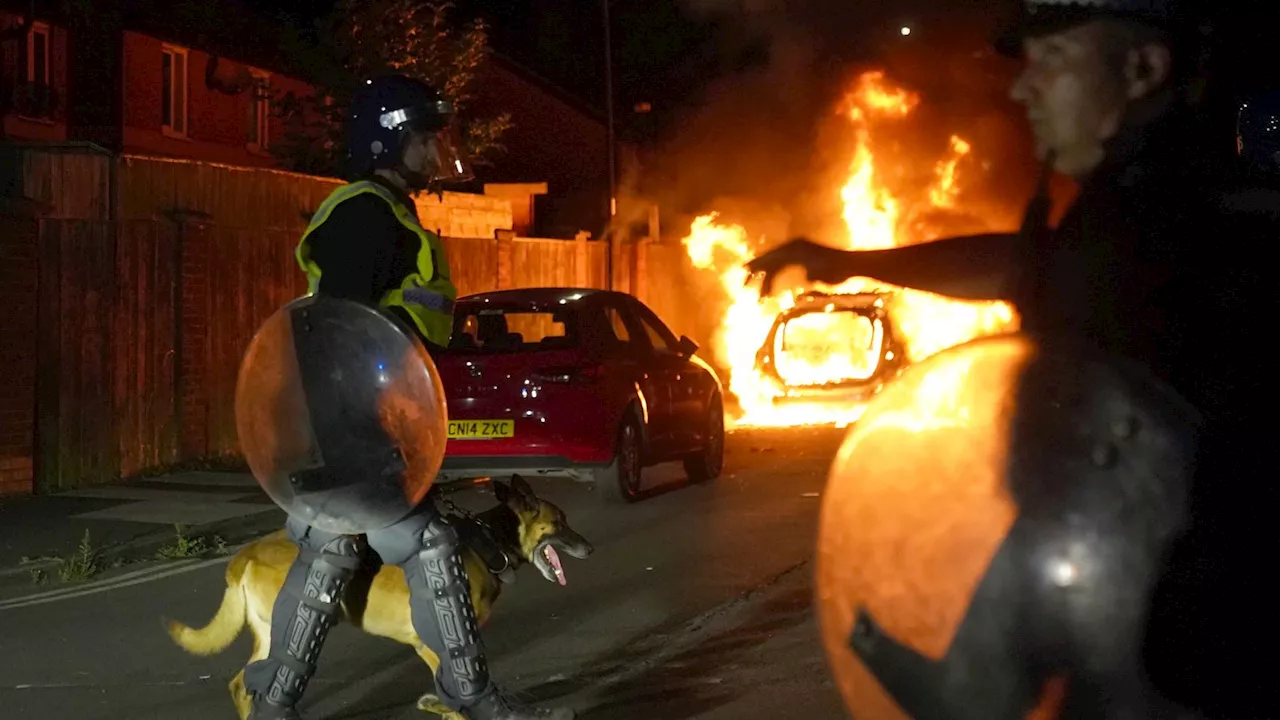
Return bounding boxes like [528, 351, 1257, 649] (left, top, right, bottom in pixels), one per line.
[248, 70, 270, 149]
[161, 44, 188, 136]
[26, 22, 50, 85]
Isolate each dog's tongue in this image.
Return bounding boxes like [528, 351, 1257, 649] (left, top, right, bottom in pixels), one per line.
[544, 545, 566, 586]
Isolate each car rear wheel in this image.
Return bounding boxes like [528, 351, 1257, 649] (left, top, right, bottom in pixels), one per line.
[600, 414, 644, 504]
[684, 395, 725, 482]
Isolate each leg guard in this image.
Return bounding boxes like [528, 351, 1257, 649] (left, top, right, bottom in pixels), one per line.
[368, 510, 575, 720]
[370, 511, 492, 709]
[242, 519, 362, 719]
[410, 514, 492, 706]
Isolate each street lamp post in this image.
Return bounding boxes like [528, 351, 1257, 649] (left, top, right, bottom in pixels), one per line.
[603, 0, 616, 290]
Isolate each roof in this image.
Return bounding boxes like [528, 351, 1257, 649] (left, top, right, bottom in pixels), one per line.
[486, 52, 607, 127]
[117, 0, 319, 79]
[457, 287, 622, 306]
[13, 1, 610, 129]
[782, 291, 891, 317]
[0, 0, 305, 75]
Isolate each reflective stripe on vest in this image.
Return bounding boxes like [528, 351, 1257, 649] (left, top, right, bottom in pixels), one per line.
[296, 180, 457, 346]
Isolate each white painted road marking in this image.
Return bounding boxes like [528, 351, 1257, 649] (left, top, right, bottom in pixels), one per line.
[0, 544, 249, 612]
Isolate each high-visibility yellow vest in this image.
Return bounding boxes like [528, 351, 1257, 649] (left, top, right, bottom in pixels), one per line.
[295, 180, 457, 346]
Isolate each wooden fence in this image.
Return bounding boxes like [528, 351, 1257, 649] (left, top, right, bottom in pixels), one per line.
[0, 143, 689, 494]
[0, 217, 40, 494]
[0, 214, 684, 494]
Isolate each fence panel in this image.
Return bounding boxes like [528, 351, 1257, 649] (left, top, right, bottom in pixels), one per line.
[202, 226, 307, 455]
[111, 220, 180, 477]
[0, 218, 40, 494]
[441, 236, 499, 298]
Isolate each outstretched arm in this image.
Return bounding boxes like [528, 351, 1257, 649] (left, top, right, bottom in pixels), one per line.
[745, 233, 1021, 301]
[828, 233, 1020, 300]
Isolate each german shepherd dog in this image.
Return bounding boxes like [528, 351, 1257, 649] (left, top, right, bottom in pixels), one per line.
[165, 476, 593, 719]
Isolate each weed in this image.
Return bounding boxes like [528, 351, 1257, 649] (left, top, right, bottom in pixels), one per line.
[155, 524, 213, 560]
[56, 530, 101, 583]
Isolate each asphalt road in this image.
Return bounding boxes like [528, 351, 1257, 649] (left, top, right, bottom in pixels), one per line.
[0, 427, 850, 720]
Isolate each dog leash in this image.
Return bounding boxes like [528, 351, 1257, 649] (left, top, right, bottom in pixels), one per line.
[430, 480, 514, 577]
[430, 478, 485, 520]
[438, 493, 477, 521]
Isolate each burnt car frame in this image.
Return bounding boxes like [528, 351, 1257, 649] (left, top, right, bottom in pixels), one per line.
[754, 291, 908, 404]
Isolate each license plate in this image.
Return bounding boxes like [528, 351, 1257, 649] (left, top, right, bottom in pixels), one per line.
[447, 419, 515, 440]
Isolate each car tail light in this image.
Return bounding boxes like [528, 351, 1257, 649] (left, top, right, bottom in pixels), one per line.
[530, 364, 605, 384]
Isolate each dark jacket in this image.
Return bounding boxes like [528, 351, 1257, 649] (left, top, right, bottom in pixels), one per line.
[305, 175, 447, 354]
[1017, 113, 1273, 716]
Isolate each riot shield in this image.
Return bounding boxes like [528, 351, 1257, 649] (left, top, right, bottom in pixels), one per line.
[815, 333, 1202, 718]
[235, 295, 449, 534]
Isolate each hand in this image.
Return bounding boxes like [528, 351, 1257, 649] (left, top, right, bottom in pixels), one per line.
[744, 238, 852, 296]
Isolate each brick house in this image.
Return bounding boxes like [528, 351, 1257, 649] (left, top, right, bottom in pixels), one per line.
[0, 2, 638, 495]
[469, 54, 613, 238]
[0, 4, 67, 142]
[2, 0, 617, 236]
[116, 32, 312, 168]
[2, 2, 291, 164]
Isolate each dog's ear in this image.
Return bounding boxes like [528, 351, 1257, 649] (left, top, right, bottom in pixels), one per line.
[492, 479, 512, 505]
[511, 475, 537, 503]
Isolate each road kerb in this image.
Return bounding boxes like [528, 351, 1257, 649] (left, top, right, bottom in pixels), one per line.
[0, 508, 285, 597]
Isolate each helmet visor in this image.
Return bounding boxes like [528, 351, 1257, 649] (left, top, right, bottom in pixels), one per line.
[426, 121, 475, 184]
[380, 101, 475, 185]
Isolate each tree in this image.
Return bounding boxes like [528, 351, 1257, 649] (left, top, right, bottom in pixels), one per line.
[272, 0, 513, 178]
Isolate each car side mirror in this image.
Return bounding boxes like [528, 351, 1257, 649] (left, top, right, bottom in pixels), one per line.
[676, 335, 699, 357]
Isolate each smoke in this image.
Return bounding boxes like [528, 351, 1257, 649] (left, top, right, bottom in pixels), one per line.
[639, 0, 1038, 245]
[620, 0, 1040, 378]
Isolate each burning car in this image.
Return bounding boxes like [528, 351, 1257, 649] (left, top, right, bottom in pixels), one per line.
[754, 291, 907, 406]
[681, 70, 1021, 428]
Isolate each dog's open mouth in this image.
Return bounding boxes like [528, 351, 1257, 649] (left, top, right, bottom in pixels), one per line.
[532, 532, 590, 586]
[543, 544, 566, 586]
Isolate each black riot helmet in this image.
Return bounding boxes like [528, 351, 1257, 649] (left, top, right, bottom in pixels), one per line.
[345, 75, 475, 189]
[994, 0, 1208, 61]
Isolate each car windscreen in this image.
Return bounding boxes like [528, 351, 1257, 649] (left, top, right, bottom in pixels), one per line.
[447, 305, 581, 353]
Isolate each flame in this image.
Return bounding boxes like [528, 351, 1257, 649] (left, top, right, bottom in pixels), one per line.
[930, 136, 972, 208]
[682, 71, 1020, 428]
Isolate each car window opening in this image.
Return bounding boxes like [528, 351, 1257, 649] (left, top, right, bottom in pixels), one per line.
[450, 308, 580, 353]
[773, 310, 884, 386]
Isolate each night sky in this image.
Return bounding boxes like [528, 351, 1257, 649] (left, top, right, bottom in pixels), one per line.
[247, 0, 1280, 139]
[242, 1, 1060, 139]
[245, 0, 1279, 238]
[246, 0, 722, 140]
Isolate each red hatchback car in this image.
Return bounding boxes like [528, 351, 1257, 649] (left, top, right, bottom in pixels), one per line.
[434, 287, 725, 502]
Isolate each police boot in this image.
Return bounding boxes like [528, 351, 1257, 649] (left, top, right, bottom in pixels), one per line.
[243, 534, 362, 719]
[462, 692, 576, 720]
[402, 516, 575, 720]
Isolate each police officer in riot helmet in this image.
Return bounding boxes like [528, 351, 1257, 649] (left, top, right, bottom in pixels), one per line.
[241, 75, 576, 720]
[297, 75, 468, 356]
[750, 0, 1273, 717]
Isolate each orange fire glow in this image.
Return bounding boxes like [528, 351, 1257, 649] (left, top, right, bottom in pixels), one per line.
[682, 71, 1020, 428]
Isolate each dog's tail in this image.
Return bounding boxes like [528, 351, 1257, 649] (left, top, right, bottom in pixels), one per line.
[164, 557, 248, 656]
